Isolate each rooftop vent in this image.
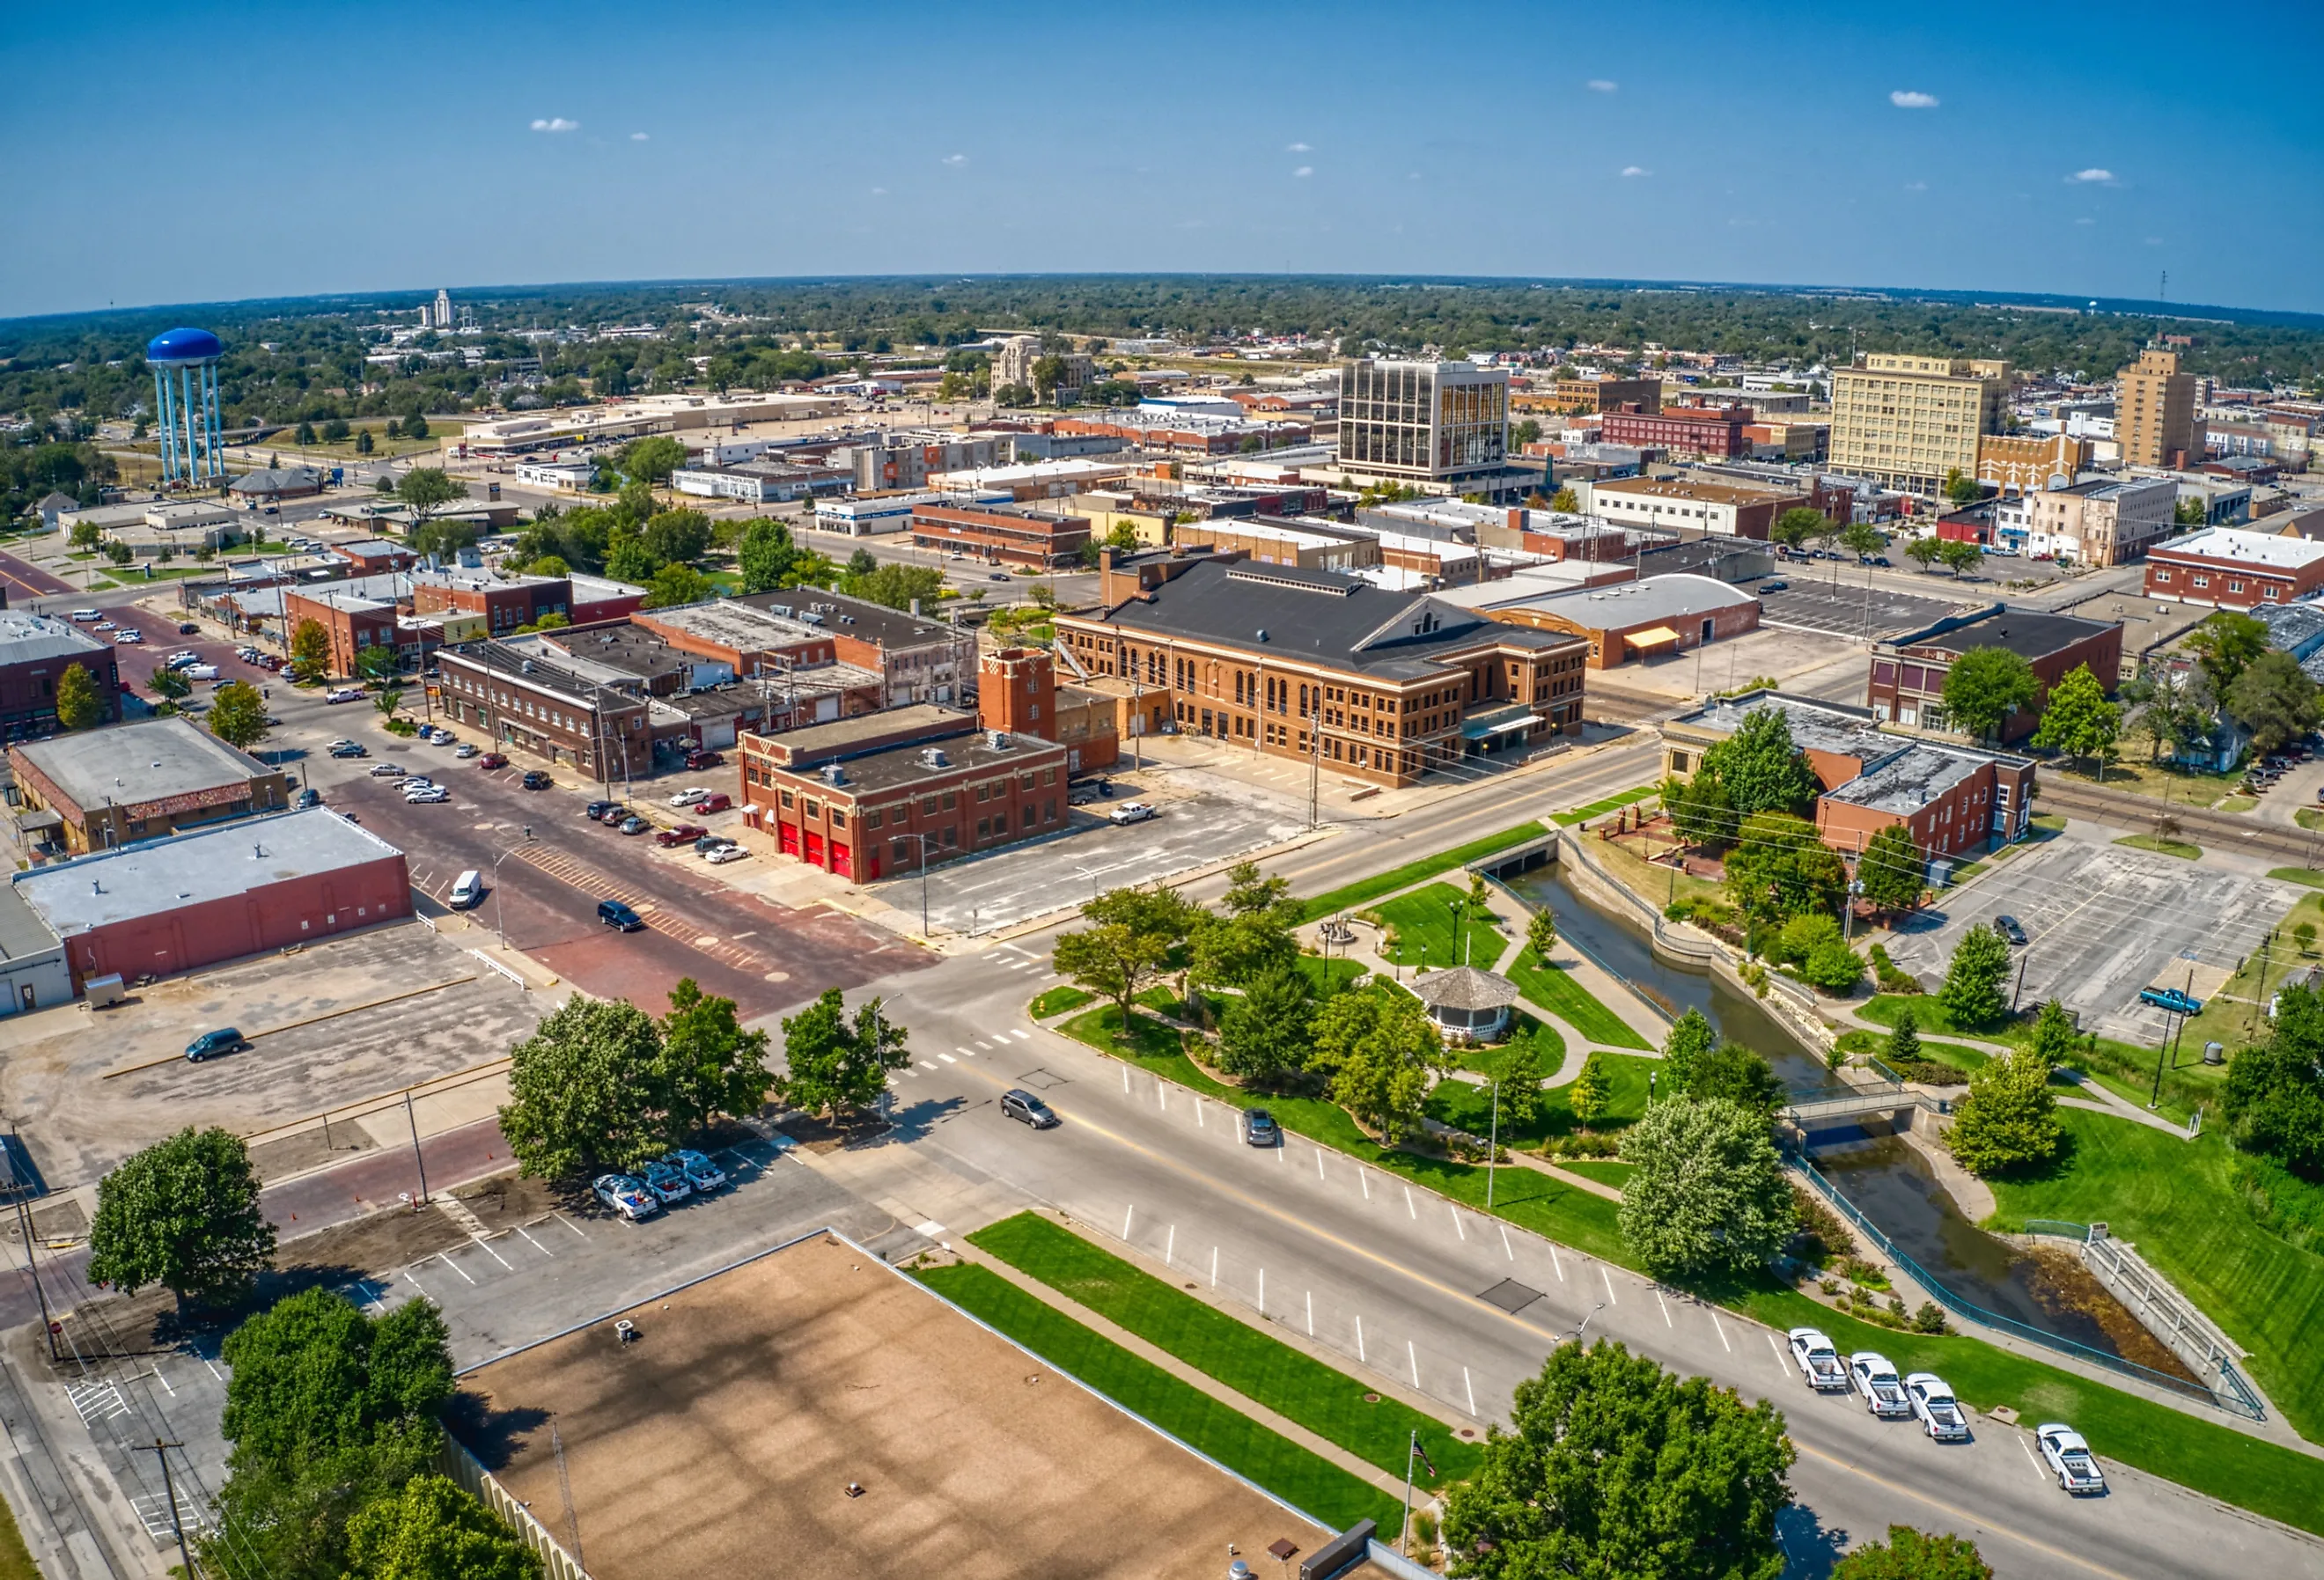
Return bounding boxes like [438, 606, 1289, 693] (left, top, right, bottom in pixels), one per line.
[820, 763, 845, 785]
[988, 730, 1010, 750]
[1256, 628, 1269, 642]
[921, 747, 950, 769]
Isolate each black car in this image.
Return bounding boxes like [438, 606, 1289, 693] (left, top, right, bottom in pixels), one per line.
[185, 1027, 248, 1062]
[1995, 914, 2029, 947]
[1001, 1089, 1058, 1128]
[599, 805, 630, 826]
[520, 769, 552, 790]
[294, 788, 322, 809]
[1240, 1107, 1282, 1148]
[598, 900, 645, 932]
[585, 799, 619, 819]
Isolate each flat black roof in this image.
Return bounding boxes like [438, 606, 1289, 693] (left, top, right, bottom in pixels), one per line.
[1892, 606, 2118, 661]
[775, 728, 1063, 797]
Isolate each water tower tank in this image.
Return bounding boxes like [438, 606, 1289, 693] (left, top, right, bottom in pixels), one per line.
[146, 327, 224, 366]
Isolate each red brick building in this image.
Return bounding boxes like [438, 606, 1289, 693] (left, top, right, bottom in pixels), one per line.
[1600, 402, 1752, 459]
[0, 614, 121, 740]
[2144, 527, 2324, 612]
[411, 570, 575, 636]
[283, 588, 401, 676]
[908, 501, 1092, 570]
[1868, 608, 2123, 743]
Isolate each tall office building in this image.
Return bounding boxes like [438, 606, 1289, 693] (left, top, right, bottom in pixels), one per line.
[2117, 347, 2204, 469]
[1335, 358, 1509, 487]
[433, 289, 453, 329]
[1828, 353, 2010, 496]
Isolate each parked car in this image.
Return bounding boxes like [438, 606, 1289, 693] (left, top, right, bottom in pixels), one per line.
[2036, 1424, 2106, 1494]
[294, 788, 323, 810]
[478, 752, 508, 769]
[1240, 1107, 1281, 1147]
[185, 1027, 248, 1062]
[325, 686, 367, 703]
[177, 621, 201, 635]
[1787, 1327, 1850, 1391]
[164, 650, 200, 668]
[695, 791, 732, 813]
[2140, 985, 2203, 1016]
[1107, 801, 1157, 827]
[1760, 577, 1789, 592]
[368, 762, 405, 777]
[114, 630, 143, 644]
[183, 664, 220, 681]
[683, 749, 724, 770]
[618, 815, 650, 835]
[668, 1149, 726, 1191]
[1994, 914, 2028, 947]
[585, 799, 620, 819]
[520, 769, 552, 790]
[592, 1173, 659, 1222]
[92, 620, 114, 632]
[328, 740, 368, 758]
[404, 786, 450, 805]
[638, 1159, 693, 1204]
[669, 787, 710, 807]
[705, 844, 748, 864]
[454, 743, 479, 759]
[1848, 1353, 1913, 1418]
[695, 833, 737, 853]
[1000, 1089, 1058, 1128]
[597, 900, 645, 931]
[656, 823, 708, 848]
[68, 608, 100, 623]
[448, 870, 485, 909]
[1905, 1374, 1971, 1442]
[599, 805, 630, 825]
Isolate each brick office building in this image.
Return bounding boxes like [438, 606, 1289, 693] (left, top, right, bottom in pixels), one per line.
[10, 718, 295, 856]
[1478, 575, 1761, 670]
[411, 570, 576, 636]
[908, 501, 1092, 570]
[435, 641, 653, 780]
[1867, 608, 2123, 742]
[1600, 402, 1751, 460]
[0, 614, 120, 739]
[2144, 527, 2324, 611]
[283, 587, 401, 676]
[1051, 549, 1588, 788]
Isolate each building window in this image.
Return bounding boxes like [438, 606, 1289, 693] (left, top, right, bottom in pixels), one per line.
[866, 808, 882, 829]
[831, 810, 847, 829]
[941, 791, 956, 812]
[779, 789, 794, 809]
[921, 795, 938, 815]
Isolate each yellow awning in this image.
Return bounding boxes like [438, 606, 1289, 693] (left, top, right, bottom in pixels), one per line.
[1629, 625, 1682, 648]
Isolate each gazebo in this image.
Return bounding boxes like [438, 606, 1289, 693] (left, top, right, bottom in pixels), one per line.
[1409, 966, 1522, 1045]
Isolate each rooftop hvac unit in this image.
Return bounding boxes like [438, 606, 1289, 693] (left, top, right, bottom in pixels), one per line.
[820, 763, 845, 785]
[921, 748, 950, 768]
[988, 730, 1010, 750]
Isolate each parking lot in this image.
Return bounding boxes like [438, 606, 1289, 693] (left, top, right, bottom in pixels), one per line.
[1883, 834, 2303, 1043]
[1751, 571, 1971, 642]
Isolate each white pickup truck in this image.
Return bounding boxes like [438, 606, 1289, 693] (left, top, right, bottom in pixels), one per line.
[1848, 1353, 1913, 1419]
[1787, 1327, 1850, 1392]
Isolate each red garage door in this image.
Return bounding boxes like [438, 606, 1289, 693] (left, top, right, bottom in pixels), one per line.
[804, 831, 825, 866]
[778, 822, 798, 856]
[831, 841, 854, 879]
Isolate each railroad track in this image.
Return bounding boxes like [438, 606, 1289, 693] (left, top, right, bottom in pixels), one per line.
[2034, 778, 2323, 867]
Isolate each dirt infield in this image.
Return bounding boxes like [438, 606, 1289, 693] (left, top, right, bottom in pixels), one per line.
[452, 1234, 1328, 1580]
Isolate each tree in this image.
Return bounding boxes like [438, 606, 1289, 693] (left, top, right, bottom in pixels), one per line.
[220, 1289, 453, 1470]
[402, 413, 431, 440]
[1904, 535, 1945, 571]
[1216, 964, 1314, 1085]
[356, 428, 375, 455]
[644, 562, 713, 609]
[1441, 1339, 1795, 1580]
[1619, 1095, 1796, 1279]
[2224, 980, 2324, 1177]
[1526, 907, 1558, 964]
[1567, 1050, 1612, 1127]
[1857, 823, 1926, 915]
[2029, 662, 2120, 772]
[69, 518, 102, 550]
[737, 517, 800, 592]
[209, 680, 270, 749]
[846, 561, 946, 611]
[1699, 707, 1817, 815]
[658, 978, 774, 1142]
[394, 467, 467, 533]
[149, 663, 192, 703]
[775, 988, 910, 1120]
[1770, 506, 1826, 550]
[1548, 486, 1580, 513]
[1725, 812, 1847, 933]
[618, 434, 688, 484]
[1946, 1049, 2063, 1175]
[346, 1473, 541, 1580]
[54, 660, 103, 729]
[1841, 521, 1887, 560]
[1934, 539, 1983, 577]
[642, 507, 712, 566]
[1675, 1041, 1783, 1115]
[1832, 1526, 1992, 1580]
[1938, 923, 2013, 1031]
[527, 553, 571, 578]
[498, 996, 669, 1177]
[1942, 468, 1982, 506]
[1940, 647, 2039, 743]
[1029, 354, 1069, 401]
[290, 616, 334, 680]
[2186, 611, 2269, 697]
[1311, 981, 1446, 1140]
[2022, 997, 2076, 1069]
[87, 1127, 276, 1311]
[1660, 1009, 1718, 1091]
[1054, 915, 1173, 1022]
[2225, 649, 2322, 755]
[1662, 768, 1735, 851]
[1800, 938, 1864, 994]
[1496, 1034, 1546, 1127]
[371, 688, 406, 724]
[1887, 1007, 1923, 1067]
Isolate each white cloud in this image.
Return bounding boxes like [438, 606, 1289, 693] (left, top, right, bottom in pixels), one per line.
[1293, 165, 1313, 178]
[942, 152, 968, 166]
[1621, 165, 1650, 178]
[1287, 141, 1311, 152]
[2144, 236, 2165, 246]
[871, 187, 888, 195]
[2070, 167, 2114, 183]
[629, 131, 649, 142]
[1586, 78, 1618, 92]
[2075, 217, 2095, 225]
[529, 117, 580, 133]
[1889, 90, 1939, 109]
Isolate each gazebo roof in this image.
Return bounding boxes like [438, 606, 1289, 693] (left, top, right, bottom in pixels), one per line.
[1409, 966, 1522, 1012]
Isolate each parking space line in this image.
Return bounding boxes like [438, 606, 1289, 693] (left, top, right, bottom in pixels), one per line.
[1655, 1288, 1671, 1327]
[1408, 1340, 1421, 1389]
[437, 1252, 477, 1284]
[1712, 1311, 1731, 1351]
[402, 1268, 429, 1297]
[516, 1226, 554, 1258]
[1464, 1365, 1476, 1417]
[1766, 1331, 1788, 1374]
[1499, 1224, 1514, 1261]
[1450, 1205, 1465, 1241]
[2015, 1434, 2048, 1486]
[473, 1236, 513, 1270]
[1403, 1185, 1416, 1219]
[1549, 1246, 1563, 1281]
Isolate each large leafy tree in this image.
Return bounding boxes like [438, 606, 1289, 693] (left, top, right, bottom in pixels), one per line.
[776, 988, 911, 1120]
[1699, 707, 1817, 816]
[845, 562, 946, 611]
[1831, 1525, 1992, 1580]
[1769, 506, 1826, 550]
[1659, 1009, 1718, 1091]
[2224, 980, 2324, 1177]
[1856, 822, 1926, 915]
[210, 679, 271, 749]
[658, 978, 773, 1143]
[55, 661, 104, 729]
[641, 506, 712, 566]
[1946, 1050, 2063, 1176]
[1661, 769, 1735, 851]
[2224, 649, 2322, 755]
[1053, 924, 1170, 1021]
[345, 1473, 541, 1580]
[1725, 812, 1847, 932]
[1939, 647, 2038, 743]
[497, 996, 670, 1176]
[289, 616, 334, 681]
[1937, 923, 2012, 1031]
[394, 467, 467, 532]
[618, 434, 688, 484]
[220, 1290, 453, 1470]
[1441, 1339, 1795, 1580]
[88, 1127, 276, 1311]
[1565, 1048, 1611, 1127]
[2028, 662, 2119, 773]
[643, 561, 713, 609]
[1674, 1041, 1783, 1115]
[1618, 1096, 1796, 1280]
[1311, 981, 1446, 1140]
[1215, 964, 1314, 1085]
[2185, 610, 2269, 697]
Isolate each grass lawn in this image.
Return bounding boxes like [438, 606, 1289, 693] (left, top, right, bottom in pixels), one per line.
[1450, 1010, 1565, 1077]
[910, 1260, 1398, 1532]
[1057, 1005, 1224, 1092]
[1295, 955, 1368, 996]
[1291, 821, 1545, 922]
[2048, 758, 2245, 806]
[2214, 795, 2260, 813]
[1855, 994, 2214, 1118]
[1374, 882, 1509, 971]
[1504, 950, 1654, 1049]
[2269, 866, 2324, 888]
[2177, 887, 2324, 1055]
[1556, 1158, 1635, 1191]
[2298, 809, 2324, 834]
[1553, 786, 1658, 826]
[968, 1213, 1482, 1488]
[1030, 984, 1095, 1018]
[2030, 812, 2069, 833]
[2114, 833, 2202, 859]
[0, 1496, 34, 1580]
[1984, 1108, 2324, 1450]
[1426, 1048, 1655, 1150]
[1580, 827, 1725, 912]
[1835, 1027, 1990, 1074]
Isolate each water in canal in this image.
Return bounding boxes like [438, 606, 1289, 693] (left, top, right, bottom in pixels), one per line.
[1507, 862, 2181, 1375]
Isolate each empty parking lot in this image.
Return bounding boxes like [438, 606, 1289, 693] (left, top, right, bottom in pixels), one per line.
[1883, 835, 2301, 1043]
[1754, 574, 1970, 642]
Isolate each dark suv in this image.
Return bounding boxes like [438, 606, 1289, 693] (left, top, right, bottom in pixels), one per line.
[598, 900, 645, 932]
[185, 1027, 248, 1062]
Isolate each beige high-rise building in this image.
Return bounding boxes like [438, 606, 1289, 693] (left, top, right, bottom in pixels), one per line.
[1829, 353, 2010, 496]
[2117, 347, 2204, 469]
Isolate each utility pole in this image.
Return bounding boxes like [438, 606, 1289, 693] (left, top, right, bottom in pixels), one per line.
[10, 1187, 58, 1361]
[144, 1439, 196, 1580]
[405, 1091, 430, 1205]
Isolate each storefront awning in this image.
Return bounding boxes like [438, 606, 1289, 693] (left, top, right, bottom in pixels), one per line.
[1629, 625, 1682, 649]
[1461, 707, 1538, 739]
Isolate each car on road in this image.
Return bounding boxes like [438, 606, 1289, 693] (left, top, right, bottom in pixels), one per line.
[1861, 555, 1893, 567]
[669, 787, 710, 807]
[454, 743, 479, 759]
[294, 788, 322, 810]
[1239, 1107, 1281, 1147]
[585, 799, 621, 819]
[1001, 1089, 1059, 1128]
[368, 762, 405, 776]
[988, 570, 1011, 581]
[656, 823, 708, 848]
[639, 1159, 693, 1204]
[114, 630, 143, 643]
[668, 1149, 726, 1191]
[69, 608, 100, 623]
[185, 1027, 248, 1062]
[592, 1172, 659, 1222]
[1905, 1374, 1971, 1441]
[1994, 914, 2028, 947]
[520, 769, 552, 790]
[1760, 577, 1789, 592]
[1107, 801, 1157, 827]
[325, 686, 366, 703]
[597, 899, 645, 931]
[328, 740, 368, 758]
[705, 844, 747, 864]
[183, 664, 219, 681]
[478, 752, 508, 769]
[1787, 1327, 1850, 1391]
[1848, 1353, 1913, 1418]
[618, 815, 650, 835]
[177, 621, 200, 635]
[2141, 985, 2203, 1016]
[2036, 1423, 2106, 1494]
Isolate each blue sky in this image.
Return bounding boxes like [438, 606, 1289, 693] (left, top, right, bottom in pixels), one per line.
[5, 0, 2320, 320]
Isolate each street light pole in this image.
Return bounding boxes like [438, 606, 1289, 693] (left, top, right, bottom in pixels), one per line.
[1486, 1077, 1501, 1209]
[492, 827, 533, 951]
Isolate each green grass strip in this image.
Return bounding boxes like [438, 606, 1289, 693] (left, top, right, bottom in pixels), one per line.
[1292, 821, 1546, 922]
[970, 1213, 1482, 1488]
[0, 1492, 39, 1580]
[912, 1260, 1399, 1532]
[1552, 786, 1659, 826]
[1504, 951, 1653, 1048]
[2268, 867, 2324, 889]
[1374, 882, 1508, 970]
[1030, 984, 1096, 1018]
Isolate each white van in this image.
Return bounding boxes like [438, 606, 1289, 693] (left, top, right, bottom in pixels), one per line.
[183, 664, 220, 681]
[69, 608, 100, 622]
[448, 870, 484, 909]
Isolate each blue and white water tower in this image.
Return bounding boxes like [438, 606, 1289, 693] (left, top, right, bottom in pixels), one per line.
[147, 327, 225, 487]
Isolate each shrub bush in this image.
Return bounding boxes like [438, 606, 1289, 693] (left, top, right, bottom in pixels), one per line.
[1788, 1183, 1851, 1267]
[1912, 1301, 1949, 1334]
[1867, 941, 1923, 995]
[1799, 939, 1864, 995]
[1542, 1130, 1622, 1159]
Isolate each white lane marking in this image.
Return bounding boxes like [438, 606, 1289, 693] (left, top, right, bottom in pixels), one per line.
[1316, 1148, 1326, 1181]
[1158, 1080, 1165, 1113]
[1451, 1206, 1465, 1241]
[1463, 1365, 1476, 1417]
[202, 1358, 223, 1380]
[901, 1069, 919, 1080]
[1122, 1203, 1135, 1241]
[1276, 1141, 1285, 1165]
[2016, 1435, 2048, 1486]
[915, 1220, 946, 1238]
[1766, 1331, 1789, 1375]
[517, 1226, 554, 1259]
[938, 1053, 957, 1063]
[1195, 1099, 1204, 1128]
[1403, 1185, 1416, 1219]
[1306, 1289, 1314, 1336]
[1210, 1245, 1218, 1288]
[1360, 1169, 1370, 1200]
[974, 1040, 995, 1048]
[1166, 1224, 1176, 1264]
[1655, 1288, 1671, 1327]
[1499, 1224, 1515, 1262]
[989, 1028, 1012, 1040]
[1549, 1246, 1563, 1282]
[1408, 1340, 1421, 1389]
[437, 1252, 477, 1285]
[1600, 1265, 1617, 1305]
[956, 1047, 975, 1057]
[473, 1236, 513, 1270]
[918, 1060, 938, 1070]
[150, 1366, 175, 1399]
[1122, 1065, 1131, 1094]
[1258, 1267, 1265, 1315]
[1357, 1315, 1366, 1363]
[1011, 1029, 1031, 1040]
[1711, 1311, 1731, 1352]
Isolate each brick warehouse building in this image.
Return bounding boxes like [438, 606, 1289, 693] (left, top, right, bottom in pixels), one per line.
[908, 500, 1092, 571]
[0, 613, 120, 739]
[436, 641, 653, 780]
[2144, 527, 2324, 612]
[1867, 607, 2123, 743]
[10, 717, 295, 856]
[1050, 549, 1586, 788]
[283, 586, 401, 676]
[1600, 402, 1752, 460]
